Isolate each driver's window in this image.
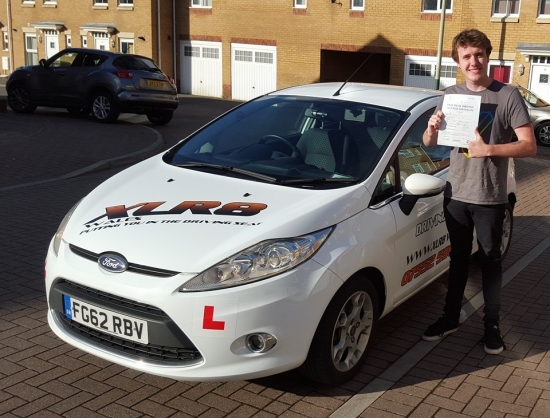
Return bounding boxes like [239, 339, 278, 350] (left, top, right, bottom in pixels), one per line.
[397, 108, 450, 182]
[50, 52, 78, 68]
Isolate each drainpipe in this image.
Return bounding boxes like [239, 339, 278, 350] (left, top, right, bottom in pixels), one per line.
[173, 0, 177, 87]
[157, 0, 161, 68]
[6, 0, 14, 74]
[434, 0, 447, 90]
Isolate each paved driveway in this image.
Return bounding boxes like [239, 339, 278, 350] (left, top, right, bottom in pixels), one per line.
[2, 100, 550, 417]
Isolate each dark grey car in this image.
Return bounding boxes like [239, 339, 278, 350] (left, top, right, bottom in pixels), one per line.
[6, 48, 179, 125]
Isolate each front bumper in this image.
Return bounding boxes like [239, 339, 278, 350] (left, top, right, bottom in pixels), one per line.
[46, 239, 343, 381]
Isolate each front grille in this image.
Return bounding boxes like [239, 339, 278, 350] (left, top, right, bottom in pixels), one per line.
[51, 279, 203, 366]
[57, 313, 202, 363]
[59, 279, 163, 316]
[69, 244, 180, 278]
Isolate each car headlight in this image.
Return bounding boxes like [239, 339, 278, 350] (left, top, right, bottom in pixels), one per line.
[53, 200, 82, 256]
[179, 227, 333, 292]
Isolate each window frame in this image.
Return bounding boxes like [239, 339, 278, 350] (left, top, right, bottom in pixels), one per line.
[119, 38, 134, 54]
[492, 0, 521, 17]
[190, 0, 212, 7]
[294, 0, 306, 8]
[118, 0, 133, 5]
[2, 32, 8, 51]
[350, 0, 365, 11]
[94, 0, 108, 5]
[422, 0, 453, 13]
[25, 34, 38, 66]
[539, 0, 550, 16]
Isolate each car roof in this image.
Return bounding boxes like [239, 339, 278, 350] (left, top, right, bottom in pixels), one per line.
[55, 48, 147, 59]
[269, 82, 443, 112]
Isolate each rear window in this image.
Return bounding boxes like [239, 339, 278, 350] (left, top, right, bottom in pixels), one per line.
[113, 56, 159, 71]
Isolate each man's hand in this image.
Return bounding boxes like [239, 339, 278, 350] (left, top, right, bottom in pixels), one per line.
[423, 110, 444, 147]
[466, 127, 489, 158]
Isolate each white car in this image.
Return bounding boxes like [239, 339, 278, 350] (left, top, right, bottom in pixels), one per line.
[46, 83, 515, 384]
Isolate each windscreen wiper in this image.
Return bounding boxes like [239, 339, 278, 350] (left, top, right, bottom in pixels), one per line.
[278, 177, 358, 185]
[175, 162, 277, 183]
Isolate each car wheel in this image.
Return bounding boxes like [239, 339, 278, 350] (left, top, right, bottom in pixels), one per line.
[299, 276, 379, 385]
[535, 122, 550, 147]
[147, 110, 174, 125]
[7, 84, 37, 114]
[67, 107, 90, 116]
[91, 91, 120, 123]
[500, 203, 513, 260]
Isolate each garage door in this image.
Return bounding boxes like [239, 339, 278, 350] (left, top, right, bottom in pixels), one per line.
[180, 41, 222, 98]
[231, 43, 276, 101]
[404, 56, 457, 90]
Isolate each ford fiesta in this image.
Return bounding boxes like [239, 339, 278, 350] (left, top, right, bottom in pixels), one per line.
[46, 83, 515, 384]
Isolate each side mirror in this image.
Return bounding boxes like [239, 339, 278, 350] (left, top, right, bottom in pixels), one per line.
[399, 173, 446, 215]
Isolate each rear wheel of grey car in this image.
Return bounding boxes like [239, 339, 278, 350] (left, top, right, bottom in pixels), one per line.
[299, 276, 379, 385]
[91, 92, 120, 123]
[535, 122, 550, 146]
[147, 110, 174, 125]
[8, 84, 37, 114]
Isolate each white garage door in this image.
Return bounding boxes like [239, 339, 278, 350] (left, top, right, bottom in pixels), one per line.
[231, 43, 276, 101]
[180, 41, 222, 98]
[529, 57, 550, 103]
[404, 56, 457, 90]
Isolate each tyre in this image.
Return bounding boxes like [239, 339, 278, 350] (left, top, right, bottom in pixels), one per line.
[7, 84, 37, 114]
[147, 110, 174, 125]
[535, 122, 550, 147]
[500, 203, 513, 260]
[299, 276, 379, 385]
[90, 91, 120, 123]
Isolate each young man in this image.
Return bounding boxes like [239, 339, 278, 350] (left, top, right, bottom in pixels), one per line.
[422, 29, 537, 354]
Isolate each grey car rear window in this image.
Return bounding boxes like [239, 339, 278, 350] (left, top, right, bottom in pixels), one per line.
[113, 56, 159, 71]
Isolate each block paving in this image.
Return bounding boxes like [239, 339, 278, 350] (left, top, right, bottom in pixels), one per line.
[1, 106, 550, 417]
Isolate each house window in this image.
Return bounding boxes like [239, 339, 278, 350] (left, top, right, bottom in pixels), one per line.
[82, 36, 88, 48]
[256, 51, 273, 64]
[184, 46, 200, 57]
[66, 35, 72, 47]
[44, 0, 57, 4]
[25, 34, 38, 65]
[2, 32, 8, 51]
[119, 39, 134, 54]
[493, 0, 520, 16]
[235, 50, 253, 62]
[190, 0, 211, 7]
[409, 63, 433, 77]
[94, 0, 108, 4]
[202, 47, 219, 59]
[22, 0, 35, 4]
[422, 0, 452, 12]
[533, 56, 550, 64]
[351, 0, 364, 10]
[540, 0, 550, 15]
[440, 65, 457, 78]
[119, 0, 133, 5]
[294, 0, 306, 8]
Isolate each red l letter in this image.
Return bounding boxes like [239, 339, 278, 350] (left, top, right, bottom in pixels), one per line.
[203, 306, 225, 330]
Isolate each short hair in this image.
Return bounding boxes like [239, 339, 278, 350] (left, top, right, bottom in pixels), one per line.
[451, 29, 493, 62]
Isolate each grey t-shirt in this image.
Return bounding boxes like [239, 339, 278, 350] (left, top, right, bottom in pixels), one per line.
[436, 81, 531, 204]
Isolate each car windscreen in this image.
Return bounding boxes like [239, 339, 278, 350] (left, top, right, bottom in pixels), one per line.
[164, 95, 406, 187]
[113, 56, 160, 71]
[517, 86, 549, 107]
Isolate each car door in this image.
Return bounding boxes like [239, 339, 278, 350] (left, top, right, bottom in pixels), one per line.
[372, 108, 452, 307]
[38, 50, 82, 105]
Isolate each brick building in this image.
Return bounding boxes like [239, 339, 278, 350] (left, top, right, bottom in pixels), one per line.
[2, 1, 550, 102]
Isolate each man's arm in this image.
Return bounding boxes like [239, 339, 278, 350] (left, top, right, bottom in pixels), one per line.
[467, 123, 537, 158]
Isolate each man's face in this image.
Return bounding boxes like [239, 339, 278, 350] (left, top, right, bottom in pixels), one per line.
[456, 45, 489, 86]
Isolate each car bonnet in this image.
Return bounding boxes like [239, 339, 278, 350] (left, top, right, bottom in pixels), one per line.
[61, 156, 371, 274]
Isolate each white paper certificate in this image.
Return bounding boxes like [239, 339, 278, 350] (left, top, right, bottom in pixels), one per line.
[437, 94, 481, 147]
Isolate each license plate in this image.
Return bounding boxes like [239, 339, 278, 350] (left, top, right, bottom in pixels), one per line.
[147, 80, 165, 88]
[63, 295, 149, 344]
